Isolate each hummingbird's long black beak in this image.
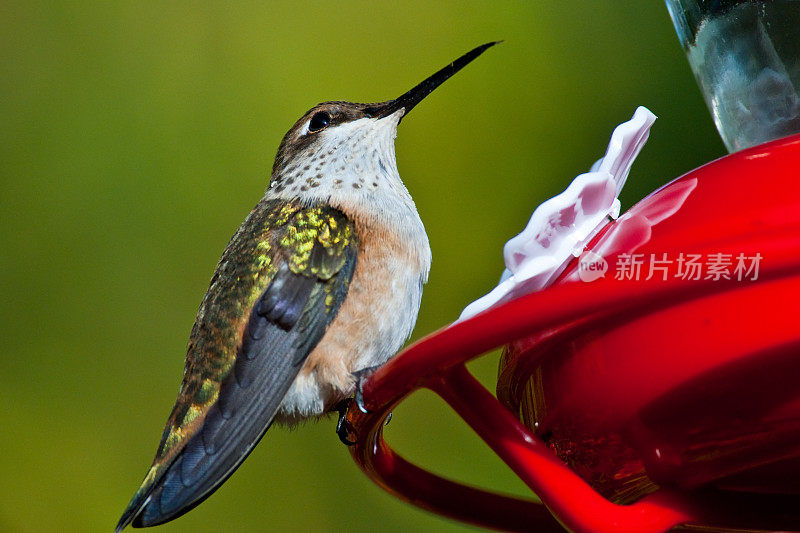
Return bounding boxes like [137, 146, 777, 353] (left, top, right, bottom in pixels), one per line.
[364, 41, 500, 119]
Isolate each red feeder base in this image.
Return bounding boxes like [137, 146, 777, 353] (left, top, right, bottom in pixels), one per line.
[344, 133, 800, 532]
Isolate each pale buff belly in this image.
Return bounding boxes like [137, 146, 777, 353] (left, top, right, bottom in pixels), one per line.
[275, 224, 429, 425]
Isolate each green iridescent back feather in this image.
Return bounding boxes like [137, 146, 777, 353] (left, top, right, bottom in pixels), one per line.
[119, 199, 357, 527]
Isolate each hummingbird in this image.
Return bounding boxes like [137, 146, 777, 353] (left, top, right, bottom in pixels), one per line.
[116, 42, 498, 531]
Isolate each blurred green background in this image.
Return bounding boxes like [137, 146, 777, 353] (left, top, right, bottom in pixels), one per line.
[0, 2, 726, 532]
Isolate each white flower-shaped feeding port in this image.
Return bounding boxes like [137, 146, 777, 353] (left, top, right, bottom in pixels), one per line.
[459, 107, 657, 321]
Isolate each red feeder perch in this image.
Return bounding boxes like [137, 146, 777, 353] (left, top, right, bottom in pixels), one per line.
[341, 132, 800, 532]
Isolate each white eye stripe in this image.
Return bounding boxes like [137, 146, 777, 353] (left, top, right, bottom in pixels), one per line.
[299, 120, 310, 136]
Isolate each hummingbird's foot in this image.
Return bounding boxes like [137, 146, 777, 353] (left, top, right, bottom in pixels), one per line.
[336, 367, 389, 444]
[335, 399, 357, 446]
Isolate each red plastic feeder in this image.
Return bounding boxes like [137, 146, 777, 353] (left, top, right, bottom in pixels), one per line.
[342, 133, 800, 532]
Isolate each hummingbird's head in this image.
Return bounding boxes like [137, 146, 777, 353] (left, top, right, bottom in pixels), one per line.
[267, 42, 499, 214]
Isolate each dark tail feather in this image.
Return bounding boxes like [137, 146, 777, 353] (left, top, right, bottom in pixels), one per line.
[115, 479, 156, 532]
[130, 420, 274, 529]
[116, 414, 278, 531]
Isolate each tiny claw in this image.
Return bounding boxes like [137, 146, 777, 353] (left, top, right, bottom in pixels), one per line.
[352, 365, 380, 414]
[335, 399, 357, 446]
[354, 385, 368, 414]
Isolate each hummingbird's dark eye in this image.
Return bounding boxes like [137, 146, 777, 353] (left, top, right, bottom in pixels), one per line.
[308, 111, 330, 133]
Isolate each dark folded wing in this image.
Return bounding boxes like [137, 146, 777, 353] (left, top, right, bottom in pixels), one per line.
[116, 202, 358, 531]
